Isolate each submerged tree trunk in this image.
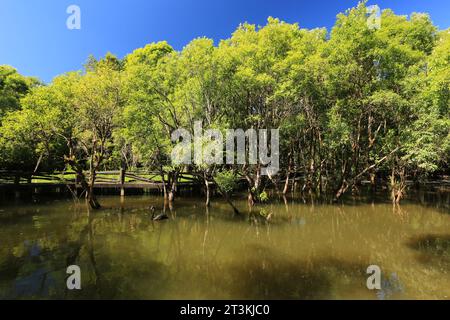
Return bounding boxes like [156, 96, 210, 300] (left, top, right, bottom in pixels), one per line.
[204, 172, 211, 207]
[168, 189, 175, 202]
[65, 157, 100, 209]
[244, 166, 261, 207]
[390, 166, 406, 205]
[63, 137, 103, 210]
[168, 171, 178, 202]
[87, 140, 101, 210]
[87, 168, 101, 209]
[160, 167, 167, 200]
[282, 175, 290, 195]
[247, 190, 255, 207]
[267, 171, 280, 194]
[211, 176, 240, 215]
[222, 190, 240, 215]
[334, 179, 349, 202]
[162, 180, 168, 199]
[334, 147, 400, 202]
[283, 157, 293, 195]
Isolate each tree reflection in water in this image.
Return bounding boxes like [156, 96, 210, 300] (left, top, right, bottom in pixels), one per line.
[0, 194, 450, 299]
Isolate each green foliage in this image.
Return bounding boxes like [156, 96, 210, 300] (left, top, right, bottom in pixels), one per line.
[0, 65, 39, 121]
[215, 170, 238, 194]
[0, 3, 448, 201]
[259, 191, 269, 203]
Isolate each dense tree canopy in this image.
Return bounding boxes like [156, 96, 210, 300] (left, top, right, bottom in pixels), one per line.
[0, 2, 448, 206]
[0, 66, 38, 121]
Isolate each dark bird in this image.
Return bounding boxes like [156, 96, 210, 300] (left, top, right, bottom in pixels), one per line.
[149, 206, 169, 221]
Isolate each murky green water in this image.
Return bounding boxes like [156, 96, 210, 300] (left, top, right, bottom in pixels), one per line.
[0, 192, 449, 300]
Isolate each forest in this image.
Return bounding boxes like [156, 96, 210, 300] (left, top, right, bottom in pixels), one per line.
[0, 3, 448, 209]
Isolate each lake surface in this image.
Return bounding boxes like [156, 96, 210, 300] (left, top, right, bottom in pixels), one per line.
[0, 191, 449, 299]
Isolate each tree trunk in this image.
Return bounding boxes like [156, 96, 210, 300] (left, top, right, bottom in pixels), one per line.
[283, 158, 292, 195]
[87, 169, 101, 209]
[334, 180, 349, 202]
[282, 175, 290, 195]
[390, 167, 406, 205]
[204, 172, 211, 207]
[168, 171, 177, 202]
[244, 168, 260, 206]
[223, 190, 240, 215]
[267, 171, 280, 193]
[247, 190, 255, 207]
[161, 172, 167, 199]
[119, 167, 126, 197]
[211, 176, 240, 215]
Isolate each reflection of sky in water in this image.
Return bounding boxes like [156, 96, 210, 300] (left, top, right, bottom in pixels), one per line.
[24, 240, 40, 257]
[14, 268, 55, 297]
[376, 273, 404, 300]
[296, 217, 306, 226]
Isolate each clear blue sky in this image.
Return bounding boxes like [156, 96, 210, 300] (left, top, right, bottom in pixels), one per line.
[1, 0, 448, 83]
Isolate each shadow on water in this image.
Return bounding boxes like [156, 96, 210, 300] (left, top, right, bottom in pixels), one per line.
[0, 241, 57, 299]
[408, 234, 450, 269]
[223, 244, 369, 300]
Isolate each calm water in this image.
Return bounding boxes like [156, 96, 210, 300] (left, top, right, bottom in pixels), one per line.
[0, 192, 449, 300]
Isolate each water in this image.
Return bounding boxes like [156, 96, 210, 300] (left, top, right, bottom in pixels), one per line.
[0, 192, 449, 300]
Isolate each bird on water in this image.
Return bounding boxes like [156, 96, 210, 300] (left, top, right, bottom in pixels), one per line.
[149, 206, 169, 221]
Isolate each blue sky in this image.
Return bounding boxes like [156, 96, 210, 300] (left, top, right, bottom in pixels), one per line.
[1, 0, 449, 83]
